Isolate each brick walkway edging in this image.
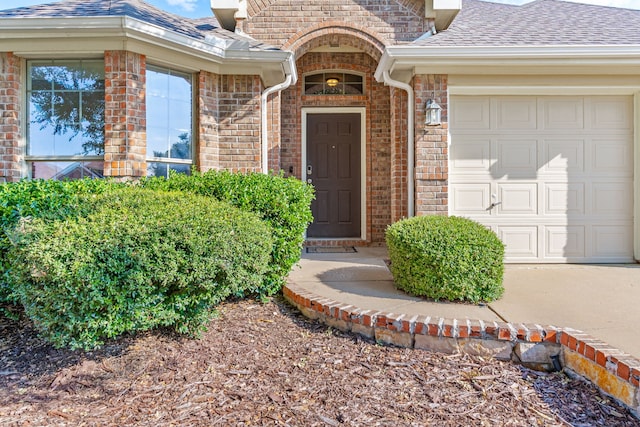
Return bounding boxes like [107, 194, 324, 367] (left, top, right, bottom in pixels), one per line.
[283, 281, 640, 417]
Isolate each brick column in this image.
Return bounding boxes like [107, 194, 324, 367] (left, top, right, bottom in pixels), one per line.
[0, 52, 23, 182]
[217, 75, 262, 172]
[414, 74, 448, 216]
[266, 91, 281, 173]
[104, 51, 146, 179]
[389, 86, 408, 223]
[198, 71, 220, 171]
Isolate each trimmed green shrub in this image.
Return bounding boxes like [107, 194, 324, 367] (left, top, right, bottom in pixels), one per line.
[6, 188, 272, 349]
[386, 215, 504, 303]
[140, 170, 314, 296]
[0, 179, 122, 307]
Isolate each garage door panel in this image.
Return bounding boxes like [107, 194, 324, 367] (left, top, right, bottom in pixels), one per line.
[591, 182, 633, 216]
[541, 97, 584, 130]
[542, 139, 584, 174]
[451, 183, 491, 215]
[499, 226, 538, 258]
[592, 138, 633, 174]
[496, 97, 537, 130]
[451, 97, 490, 129]
[592, 225, 633, 258]
[497, 183, 537, 215]
[545, 226, 585, 258]
[450, 139, 492, 171]
[450, 95, 633, 263]
[497, 139, 537, 176]
[590, 97, 633, 130]
[544, 183, 585, 215]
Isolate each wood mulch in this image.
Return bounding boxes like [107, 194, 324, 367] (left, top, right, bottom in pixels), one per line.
[1, 297, 639, 427]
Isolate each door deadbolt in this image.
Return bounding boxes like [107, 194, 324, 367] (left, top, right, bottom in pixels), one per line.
[307, 165, 312, 176]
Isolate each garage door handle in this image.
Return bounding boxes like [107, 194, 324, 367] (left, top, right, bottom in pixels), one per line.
[486, 201, 502, 211]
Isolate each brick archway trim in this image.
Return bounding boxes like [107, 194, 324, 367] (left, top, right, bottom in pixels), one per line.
[284, 21, 386, 61]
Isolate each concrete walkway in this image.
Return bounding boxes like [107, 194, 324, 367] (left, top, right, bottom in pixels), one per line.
[288, 247, 640, 358]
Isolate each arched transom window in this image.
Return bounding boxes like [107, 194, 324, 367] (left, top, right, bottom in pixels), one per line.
[304, 72, 363, 95]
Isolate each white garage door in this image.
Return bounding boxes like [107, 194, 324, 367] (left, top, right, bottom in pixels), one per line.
[449, 95, 634, 263]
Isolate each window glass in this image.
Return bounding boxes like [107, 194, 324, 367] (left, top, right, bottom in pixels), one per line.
[30, 161, 104, 180]
[146, 66, 193, 177]
[147, 162, 190, 178]
[27, 60, 105, 157]
[304, 72, 363, 95]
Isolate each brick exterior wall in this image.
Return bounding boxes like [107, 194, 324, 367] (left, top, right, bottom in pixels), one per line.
[198, 71, 220, 171]
[414, 74, 448, 216]
[240, 0, 428, 47]
[1, 1, 443, 245]
[217, 75, 263, 172]
[0, 52, 22, 183]
[103, 51, 147, 178]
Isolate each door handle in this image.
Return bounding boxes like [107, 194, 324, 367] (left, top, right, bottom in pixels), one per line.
[486, 193, 501, 211]
[307, 165, 312, 176]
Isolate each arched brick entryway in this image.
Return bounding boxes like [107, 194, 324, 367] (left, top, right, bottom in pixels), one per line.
[277, 27, 407, 245]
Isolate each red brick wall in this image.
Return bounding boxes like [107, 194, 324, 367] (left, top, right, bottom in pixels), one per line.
[104, 51, 146, 178]
[241, 0, 428, 47]
[414, 74, 448, 216]
[198, 71, 220, 171]
[217, 75, 263, 172]
[0, 52, 22, 183]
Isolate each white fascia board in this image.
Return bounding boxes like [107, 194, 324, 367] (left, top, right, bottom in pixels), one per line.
[377, 45, 640, 77]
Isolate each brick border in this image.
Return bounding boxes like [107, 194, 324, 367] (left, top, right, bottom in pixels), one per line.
[283, 281, 640, 417]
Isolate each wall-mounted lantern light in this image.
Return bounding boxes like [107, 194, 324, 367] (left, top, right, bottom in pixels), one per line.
[425, 99, 442, 126]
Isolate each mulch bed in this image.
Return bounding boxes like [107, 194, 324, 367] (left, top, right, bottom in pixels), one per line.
[1, 297, 639, 426]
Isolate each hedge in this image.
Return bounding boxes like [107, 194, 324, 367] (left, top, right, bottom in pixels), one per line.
[386, 215, 504, 303]
[0, 178, 121, 308]
[140, 170, 314, 296]
[6, 188, 273, 349]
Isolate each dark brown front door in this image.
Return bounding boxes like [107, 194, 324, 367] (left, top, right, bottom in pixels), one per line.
[306, 113, 361, 238]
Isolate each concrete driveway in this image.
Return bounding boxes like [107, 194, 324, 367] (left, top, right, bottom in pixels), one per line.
[495, 264, 640, 357]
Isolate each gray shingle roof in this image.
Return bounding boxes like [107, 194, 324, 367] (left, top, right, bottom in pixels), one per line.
[0, 0, 273, 50]
[414, 0, 640, 46]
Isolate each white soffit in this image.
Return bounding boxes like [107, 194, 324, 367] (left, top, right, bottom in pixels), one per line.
[425, 0, 461, 31]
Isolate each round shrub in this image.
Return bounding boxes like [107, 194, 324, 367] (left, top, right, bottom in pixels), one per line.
[386, 215, 504, 303]
[7, 188, 272, 349]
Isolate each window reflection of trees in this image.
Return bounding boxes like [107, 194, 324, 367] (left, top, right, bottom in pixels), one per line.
[146, 66, 193, 178]
[149, 132, 191, 178]
[28, 61, 105, 156]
